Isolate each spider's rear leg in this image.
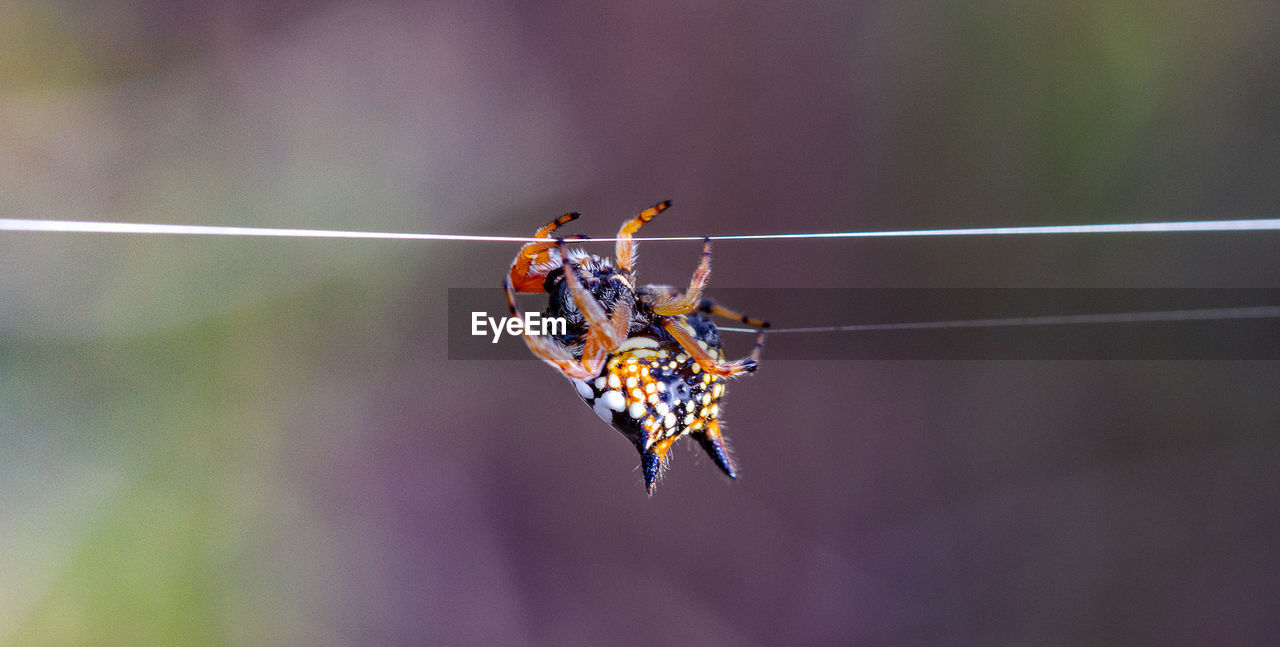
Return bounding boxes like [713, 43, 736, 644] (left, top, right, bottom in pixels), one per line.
[651, 237, 712, 316]
[698, 298, 771, 329]
[662, 318, 766, 377]
[615, 200, 670, 273]
[509, 212, 586, 293]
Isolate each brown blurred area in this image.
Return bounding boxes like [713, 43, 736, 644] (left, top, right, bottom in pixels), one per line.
[2, 1, 1278, 645]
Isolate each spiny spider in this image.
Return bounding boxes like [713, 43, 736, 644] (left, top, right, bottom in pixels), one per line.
[503, 200, 768, 494]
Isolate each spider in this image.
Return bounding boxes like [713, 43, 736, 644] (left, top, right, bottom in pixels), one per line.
[503, 200, 768, 494]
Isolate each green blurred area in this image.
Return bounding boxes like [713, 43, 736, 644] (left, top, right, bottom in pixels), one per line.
[2, 273, 405, 644]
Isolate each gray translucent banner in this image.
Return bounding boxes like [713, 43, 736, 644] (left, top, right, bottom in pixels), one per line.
[448, 288, 1280, 360]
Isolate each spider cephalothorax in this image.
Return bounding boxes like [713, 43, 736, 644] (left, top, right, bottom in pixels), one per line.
[504, 201, 768, 494]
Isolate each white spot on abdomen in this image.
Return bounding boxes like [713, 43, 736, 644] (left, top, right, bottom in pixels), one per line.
[593, 398, 613, 422]
[601, 390, 626, 412]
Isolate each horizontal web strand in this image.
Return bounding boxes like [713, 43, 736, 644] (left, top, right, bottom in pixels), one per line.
[717, 306, 1280, 334]
[3, 217, 1280, 243]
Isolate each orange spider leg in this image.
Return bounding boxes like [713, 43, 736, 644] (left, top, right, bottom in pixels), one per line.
[509, 212, 582, 293]
[651, 237, 712, 316]
[662, 318, 765, 377]
[504, 277, 606, 379]
[697, 298, 770, 329]
[556, 239, 631, 349]
[615, 200, 670, 273]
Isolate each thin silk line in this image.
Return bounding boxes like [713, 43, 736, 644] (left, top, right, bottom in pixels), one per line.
[3, 217, 1280, 242]
[6, 217, 1276, 337]
[717, 306, 1280, 334]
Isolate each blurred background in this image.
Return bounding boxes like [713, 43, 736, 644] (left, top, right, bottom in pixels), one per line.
[2, 1, 1278, 644]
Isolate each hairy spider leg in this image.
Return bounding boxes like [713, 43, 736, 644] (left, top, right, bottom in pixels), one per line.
[651, 237, 712, 316]
[509, 212, 585, 293]
[698, 298, 771, 329]
[555, 239, 632, 353]
[615, 200, 670, 273]
[662, 318, 766, 377]
[503, 276, 600, 379]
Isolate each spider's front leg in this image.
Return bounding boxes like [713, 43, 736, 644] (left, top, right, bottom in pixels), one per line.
[615, 200, 670, 273]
